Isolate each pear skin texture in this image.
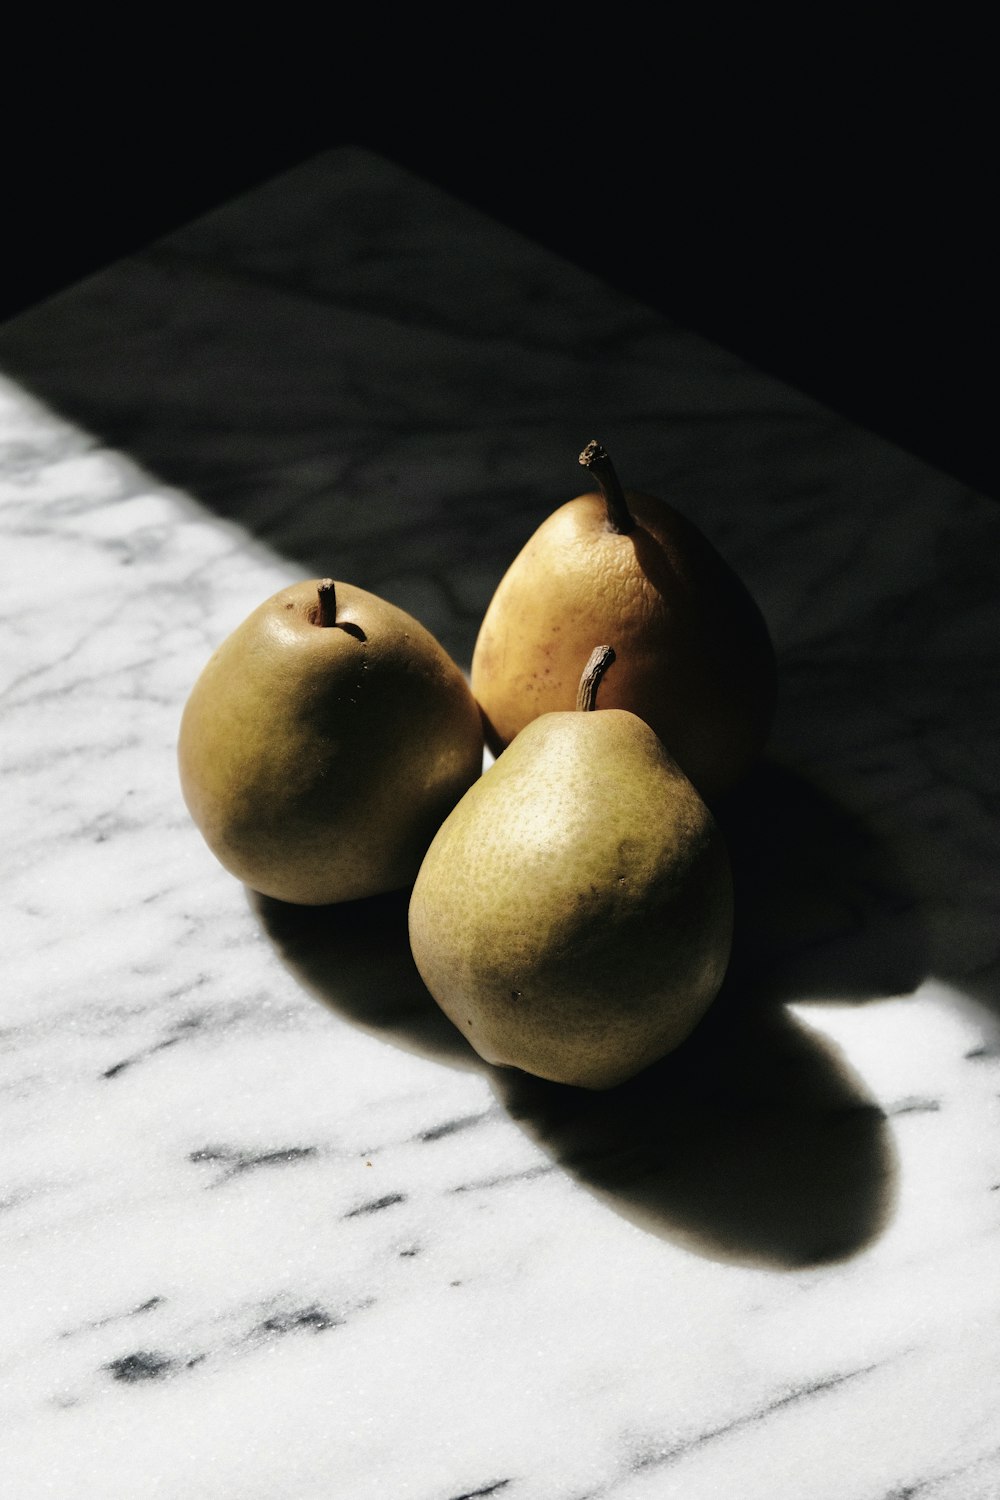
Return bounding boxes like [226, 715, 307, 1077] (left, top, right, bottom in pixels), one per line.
[470, 490, 777, 803]
[408, 709, 734, 1090]
[178, 580, 484, 905]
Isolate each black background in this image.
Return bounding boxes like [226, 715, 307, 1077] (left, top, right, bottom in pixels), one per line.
[4, 36, 994, 497]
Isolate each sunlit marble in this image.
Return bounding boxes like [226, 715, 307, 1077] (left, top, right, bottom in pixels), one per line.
[1, 148, 999, 1500]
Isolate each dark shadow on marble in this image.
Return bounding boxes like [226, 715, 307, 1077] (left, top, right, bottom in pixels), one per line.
[716, 760, 931, 1009]
[252, 764, 910, 1267]
[252, 888, 479, 1074]
[493, 996, 896, 1268]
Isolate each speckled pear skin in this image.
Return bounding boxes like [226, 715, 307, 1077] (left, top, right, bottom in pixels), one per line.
[408, 708, 734, 1090]
[470, 487, 777, 804]
[178, 580, 484, 905]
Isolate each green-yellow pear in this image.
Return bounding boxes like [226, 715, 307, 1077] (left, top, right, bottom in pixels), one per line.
[178, 579, 484, 905]
[408, 647, 734, 1089]
[471, 441, 777, 804]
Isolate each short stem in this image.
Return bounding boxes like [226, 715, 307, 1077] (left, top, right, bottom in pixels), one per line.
[579, 440, 635, 535]
[317, 579, 337, 626]
[576, 645, 616, 711]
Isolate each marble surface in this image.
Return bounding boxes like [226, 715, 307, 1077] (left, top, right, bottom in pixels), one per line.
[1, 147, 999, 1499]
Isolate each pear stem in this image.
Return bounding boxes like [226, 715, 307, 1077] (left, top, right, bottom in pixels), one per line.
[576, 646, 616, 712]
[317, 579, 338, 627]
[579, 440, 635, 535]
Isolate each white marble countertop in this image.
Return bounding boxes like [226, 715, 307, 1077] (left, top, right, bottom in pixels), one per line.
[1, 147, 999, 1500]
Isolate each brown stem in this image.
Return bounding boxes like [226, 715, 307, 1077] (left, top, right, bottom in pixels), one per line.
[578, 440, 635, 535]
[317, 579, 338, 626]
[576, 645, 616, 711]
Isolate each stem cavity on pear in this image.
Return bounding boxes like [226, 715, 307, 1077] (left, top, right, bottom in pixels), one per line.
[576, 645, 616, 712]
[579, 440, 635, 536]
[315, 579, 368, 641]
[317, 579, 338, 627]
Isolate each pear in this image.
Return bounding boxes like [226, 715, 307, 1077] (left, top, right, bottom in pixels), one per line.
[408, 646, 733, 1089]
[178, 579, 484, 905]
[471, 441, 777, 803]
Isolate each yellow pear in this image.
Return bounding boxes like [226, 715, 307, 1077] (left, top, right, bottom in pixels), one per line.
[471, 442, 776, 803]
[409, 647, 733, 1089]
[178, 579, 483, 904]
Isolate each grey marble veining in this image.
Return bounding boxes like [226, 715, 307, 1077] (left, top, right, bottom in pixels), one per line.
[1, 148, 999, 1499]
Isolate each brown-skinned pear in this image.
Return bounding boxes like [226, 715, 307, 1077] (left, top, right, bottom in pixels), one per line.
[471, 442, 777, 804]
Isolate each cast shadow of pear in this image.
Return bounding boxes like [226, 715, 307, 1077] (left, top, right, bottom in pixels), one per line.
[254, 760, 922, 1268]
[493, 992, 893, 1267]
[253, 886, 479, 1073]
[715, 760, 930, 1010]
